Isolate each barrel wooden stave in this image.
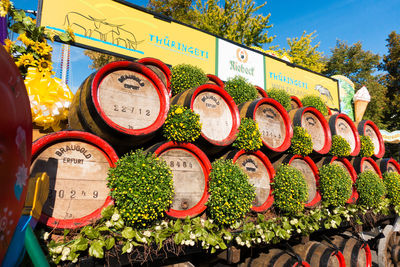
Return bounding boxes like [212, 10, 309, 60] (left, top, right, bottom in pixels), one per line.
[293, 241, 344, 267]
[246, 249, 307, 267]
[376, 158, 400, 174]
[352, 157, 383, 178]
[206, 74, 225, 88]
[290, 96, 303, 110]
[137, 57, 171, 97]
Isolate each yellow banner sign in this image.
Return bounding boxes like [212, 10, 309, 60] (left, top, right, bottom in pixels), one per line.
[38, 0, 216, 73]
[264, 57, 340, 110]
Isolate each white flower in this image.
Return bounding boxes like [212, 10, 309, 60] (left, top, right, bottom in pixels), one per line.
[105, 221, 113, 228]
[111, 213, 120, 221]
[256, 225, 261, 229]
[61, 247, 70, 257]
[55, 246, 63, 254]
[61, 254, 67, 261]
[290, 218, 298, 225]
[240, 242, 245, 246]
[201, 241, 205, 247]
[296, 229, 302, 233]
[286, 230, 291, 234]
[155, 226, 161, 231]
[190, 240, 195, 246]
[15, 165, 28, 188]
[208, 219, 214, 224]
[143, 230, 151, 237]
[126, 242, 133, 253]
[261, 234, 265, 239]
[72, 258, 78, 263]
[257, 238, 261, 243]
[43, 232, 50, 241]
[161, 221, 168, 227]
[190, 233, 196, 240]
[215, 245, 219, 249]
[235, 237, 242, 244]
[185, 240, 191, 246]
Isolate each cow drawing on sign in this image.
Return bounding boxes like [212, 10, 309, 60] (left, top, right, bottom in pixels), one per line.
[314, 84, 333, 104]
[64, 12, 105, 37]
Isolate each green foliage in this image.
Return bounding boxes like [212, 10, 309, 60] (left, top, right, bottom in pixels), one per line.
[289, 126, 313, 156]
[163, 105, 202, 142]
[273, 164, 308, 214]
[107, 149, 174, 227]
[207, 159, 255, 226]
[281, 31, 326, 73]
[356, 170, 386, 208]
[301, 95, 329, 116]
[330, 135, 351, 157]
[266, 88, 291, 110]
[233, 118, 262, 151]
[170, 64, 208, 95]
[359, 135, 374, 157]
[224, 76, 258, 105]
[383, 172, 400, 207]
[319, 164, 352, 206]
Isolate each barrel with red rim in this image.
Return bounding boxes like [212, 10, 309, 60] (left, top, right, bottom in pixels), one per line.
[289, 107, 332, 155]
[239, 98, 292, 153]
[352, 157, 383, 178]
[293, 241, 346, 267]
[206, 74, 224, 88]
[248, 249, 310, 267]
[137, 57, 171, 97]
[376, 158, 400, 174]
[171, 84, 240, 154]
[148, 141, 211, 218]
[223, 149, 275, 212]
[68, 61, 170, 151]
[31, 130, 118, 229]
[290, 95, 303, 110]
[357, 120, 385, 158]
[328, 113, 361, 156]
[255, 85, 268, 98]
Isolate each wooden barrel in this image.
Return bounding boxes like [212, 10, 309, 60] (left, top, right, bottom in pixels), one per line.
[30, 130, 118, 229]
[289, 107, 332, 155]
[246, 248, 310, 267]
[293, 241, 346, 267]
[323, 234, 372, 267]
[206, 74, 224, 88]
[239, 98, 292, 153]
[357, 120, 385, 158]
[0, 45, 33, 263]
[255, 85, 268, 98]
[137, 57, 171, 97]
[290, 96, 303, 110]
[273, 155, 321, 207]
[376, 158, 400, 174]
[171, 84, 240, 154]
[352, 157, 383, 178]
[223, 149, 275, 212]
[68, 61, 170, 151]
[328, 113, 361, 156]
[148, 141, 211, 218]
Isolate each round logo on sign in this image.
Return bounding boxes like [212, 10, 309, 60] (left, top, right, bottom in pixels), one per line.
[236, 48, 248, 63]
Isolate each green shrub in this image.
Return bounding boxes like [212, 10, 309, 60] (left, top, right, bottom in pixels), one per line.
[163, 105, 202, 142]
[359, 135, 374, 157]
[301, 95, 329, 116]
[355, 170, 386, 208]
[170, 64, 208, 95]
[290, 126, 313, 156]
[233, 118, 262, 151]
[319, 164, 352, 206]
[207, 159, 255, 226]
[330, 135, 351, 157]
[224, 76, 258, 105]
[107, 149, 174, 227]
[383, 172, 400, 207]
[266, 88, 291, 110]
[273, 164, 308, 214]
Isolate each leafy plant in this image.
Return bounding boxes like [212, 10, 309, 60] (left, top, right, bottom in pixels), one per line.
[383, 171, 400, 207]
[233, 118, 262, 151]
[170, 64, 208, 95]
[266, 88, 291, 110]
[107, 149, 174, 227]
[224, 76, 258, 105]
[330, 135, 351, 157]
[301, 95, 329, 116]
[289, 126, 313, 156]
[356, 170, 386, 208]
[359, 135, 374, 157]
[273, 164, 308, 214]
[207, 159, 255, 226]
[163, 105, 202, 142]
[319, 164, 352, 206]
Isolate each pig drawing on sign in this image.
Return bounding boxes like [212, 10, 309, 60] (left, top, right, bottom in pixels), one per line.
[314, 84, 333, 104]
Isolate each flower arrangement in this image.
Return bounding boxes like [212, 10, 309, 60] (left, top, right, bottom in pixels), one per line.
[266, 88, 291, 110]
[301, 95, 329, 116]
[359, 135, 374, 157]
[207, 159, 255, 226]
[107, 149, 174, 228]
[232, 118, 262, 151]
[272, 164, 308, 214]
[163, 105, 202, 142]
[224, 76, 258, 105]
[355, 170, 386, 208]
[329, 135, 351, 157]
[383, 172, 400, 207]
[170, 64, 208, 95]
[289, 126, 313, 156]
[318, 164, 352, 206]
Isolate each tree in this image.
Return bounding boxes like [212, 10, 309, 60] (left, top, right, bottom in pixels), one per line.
[147, 0, 195, 25]
[281, 31, 326, 73]
[84, 50, 124, 70]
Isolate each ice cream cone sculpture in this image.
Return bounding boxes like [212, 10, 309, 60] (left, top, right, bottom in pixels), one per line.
[353, 86, 370, 122]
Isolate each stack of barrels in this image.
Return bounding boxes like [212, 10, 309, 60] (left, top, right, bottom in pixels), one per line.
[30, 57, 396, 265]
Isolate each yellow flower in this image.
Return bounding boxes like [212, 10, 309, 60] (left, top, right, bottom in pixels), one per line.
[36, 58, 52, 72]
[17, 33, 35, 46]
[0, 0, 10, 17]
[3, 39, 14, 54]
[32, 41, 52, 56]
[16, 53, 36, 67]
[175, 107, 183, 114]
[66, 26, 76, 41]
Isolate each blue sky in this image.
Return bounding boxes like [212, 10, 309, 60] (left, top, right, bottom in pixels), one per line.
[10, 0, 400, 93]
